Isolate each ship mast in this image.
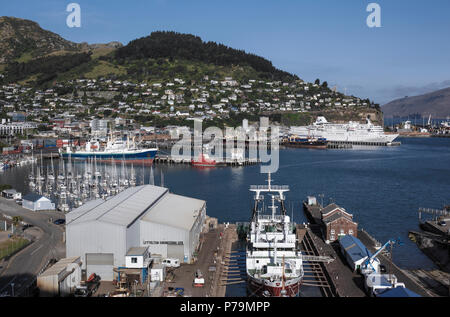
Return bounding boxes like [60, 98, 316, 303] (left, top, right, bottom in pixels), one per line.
[281, 255, 286, 295]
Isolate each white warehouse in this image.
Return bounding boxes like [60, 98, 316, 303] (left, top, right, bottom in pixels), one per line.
[66, 185, 206, 281]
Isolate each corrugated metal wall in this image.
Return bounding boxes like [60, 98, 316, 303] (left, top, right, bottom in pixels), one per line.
[140, 221, 190, 261]
[66, 221, 127, 269]
[86, 253, 114, 281]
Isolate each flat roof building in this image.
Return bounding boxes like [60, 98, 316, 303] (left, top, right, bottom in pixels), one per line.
[66, 185, 206, 281]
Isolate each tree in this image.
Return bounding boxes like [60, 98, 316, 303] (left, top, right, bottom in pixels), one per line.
[322, 81, 328, 88]
[314, 79, 321, 86]
[12, 216, 23, 227]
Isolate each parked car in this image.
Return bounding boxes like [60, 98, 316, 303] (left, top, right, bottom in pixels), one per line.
[162, 258, 180, 268]
[438, 220, 446, 226]
[22, 224, 33, 230]
[53, 219, 65, 225]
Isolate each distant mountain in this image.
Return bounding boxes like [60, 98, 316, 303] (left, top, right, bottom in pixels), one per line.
[382, 87, 450, 118]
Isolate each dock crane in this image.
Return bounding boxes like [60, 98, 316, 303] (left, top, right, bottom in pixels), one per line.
[362, 238, 403, 274]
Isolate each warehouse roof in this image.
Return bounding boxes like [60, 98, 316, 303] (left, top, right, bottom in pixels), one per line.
[320, 203, 340, 215]
[141, 193, 205, 230]
[339, 235, 372, 263]
[66, 185, 168, 227]
[322, 212, 354, 224]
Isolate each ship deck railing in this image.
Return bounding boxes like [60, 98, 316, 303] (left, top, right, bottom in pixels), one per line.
[250, 185, 290, 191]
[257, 214, 285, 221]
[247, 269, 303, 280]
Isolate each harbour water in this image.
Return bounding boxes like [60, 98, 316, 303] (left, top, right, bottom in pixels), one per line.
[1, 137, 449, 273]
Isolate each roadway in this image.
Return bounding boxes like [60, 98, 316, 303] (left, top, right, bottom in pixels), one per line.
[0, 197, 65, 296]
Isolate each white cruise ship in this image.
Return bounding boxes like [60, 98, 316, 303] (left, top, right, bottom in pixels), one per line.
[290, 116, 398, 143]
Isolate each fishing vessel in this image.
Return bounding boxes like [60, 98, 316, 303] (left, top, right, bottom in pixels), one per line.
[246, 174, 304, 297]
[290, 116, 398, 143]
[59, 135, 157, 165]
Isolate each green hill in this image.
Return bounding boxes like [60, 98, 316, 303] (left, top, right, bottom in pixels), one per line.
[0, 16, 81, 64]
[0, 20, 300, 87]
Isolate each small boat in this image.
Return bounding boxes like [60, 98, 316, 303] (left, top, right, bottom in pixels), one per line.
[191, 153, 217, 167]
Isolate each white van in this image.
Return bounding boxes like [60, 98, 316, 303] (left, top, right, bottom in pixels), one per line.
[162, 258, 180, 268]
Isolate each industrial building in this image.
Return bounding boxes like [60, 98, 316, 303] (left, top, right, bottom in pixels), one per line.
[37, 257, 82, 297]
[320, 203, 358, 242]
[303, 197, 358, 243]
[66, 185, 206, 281]
[22, 193, 55, 211]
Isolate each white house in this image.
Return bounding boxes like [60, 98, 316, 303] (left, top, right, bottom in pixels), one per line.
[22, 193, 55, 211]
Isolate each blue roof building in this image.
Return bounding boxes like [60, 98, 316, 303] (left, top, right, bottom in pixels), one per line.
[339, 235, 379, 272]
[377, 286, 421, 297]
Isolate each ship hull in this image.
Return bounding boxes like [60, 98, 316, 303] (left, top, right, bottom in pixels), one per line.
[284, 140, 327, 149]
[247, 275, 301, 297]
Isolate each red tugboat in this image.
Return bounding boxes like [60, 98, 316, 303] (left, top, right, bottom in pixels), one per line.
[191, 153, 217, 167]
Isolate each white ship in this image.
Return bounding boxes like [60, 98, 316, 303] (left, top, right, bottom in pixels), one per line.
[246, 174, 304, 297]
[290, 116, 398, 143]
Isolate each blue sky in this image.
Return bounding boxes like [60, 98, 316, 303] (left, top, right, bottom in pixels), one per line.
[2, 0, 450, 104]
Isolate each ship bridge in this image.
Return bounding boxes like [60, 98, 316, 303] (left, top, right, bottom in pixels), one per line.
[250, 174, 289, 200]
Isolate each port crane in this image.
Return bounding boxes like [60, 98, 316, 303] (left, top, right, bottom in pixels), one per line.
[362, 238, 403, 273]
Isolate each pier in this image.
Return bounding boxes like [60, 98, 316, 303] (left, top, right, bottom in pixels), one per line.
[161, 222, 240, 297]
[327, 140, 401, 148]
[302, 201, 433, 297]
[297, 225, 336, 297]
[153, 155, 260, 167]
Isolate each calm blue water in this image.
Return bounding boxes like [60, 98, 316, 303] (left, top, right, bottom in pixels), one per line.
[1, 137, 449, 270]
